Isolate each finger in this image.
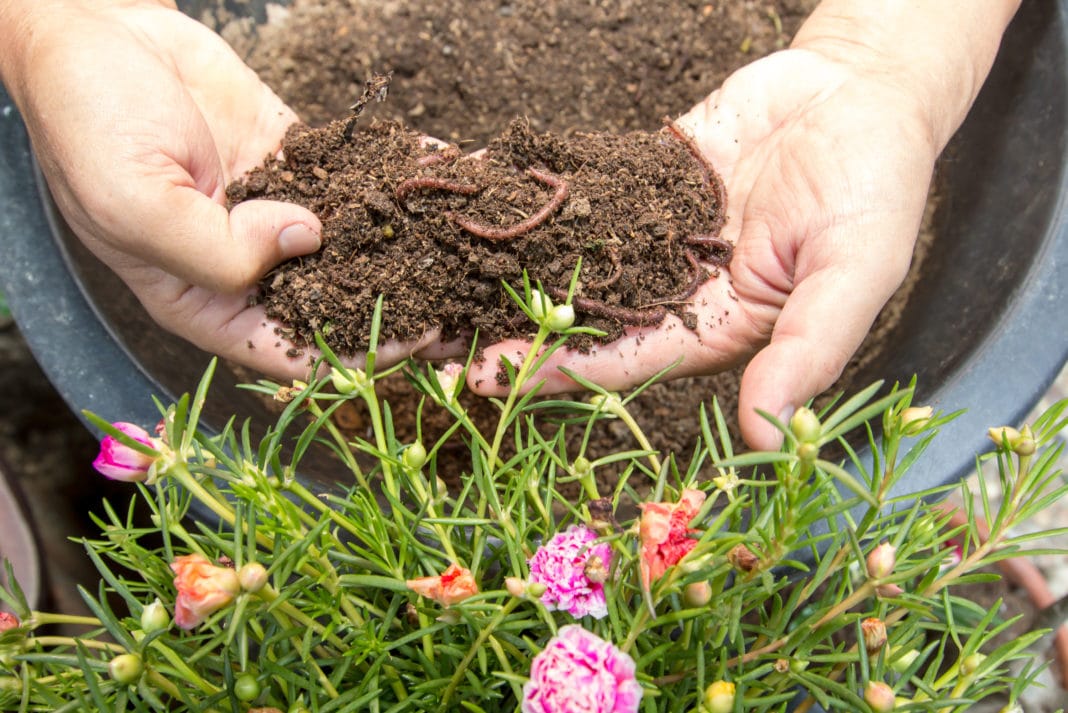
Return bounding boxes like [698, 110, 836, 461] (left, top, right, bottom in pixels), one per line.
[466, 305, 743, 397]
[132, 192, 322, 294]
[737, 249, 911, 451]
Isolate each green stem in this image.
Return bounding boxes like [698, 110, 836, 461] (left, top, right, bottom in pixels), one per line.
[26, 613, 101, 629]
[441, 599, 518, 707]
[148, 641, 220, 695]
[26, 637, 124, 653]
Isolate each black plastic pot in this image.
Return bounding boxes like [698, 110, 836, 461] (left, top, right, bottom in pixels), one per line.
[1, 1, 1066, 499]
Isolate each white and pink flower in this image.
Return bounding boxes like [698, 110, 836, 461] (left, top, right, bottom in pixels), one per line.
[528, 525, 612, 619]
[522, 625, 641, 713]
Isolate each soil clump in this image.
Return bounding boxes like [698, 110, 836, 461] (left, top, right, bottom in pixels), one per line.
[233, 113, 729, 359]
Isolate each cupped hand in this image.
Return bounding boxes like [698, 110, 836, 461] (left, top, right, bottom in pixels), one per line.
[5, 1, 455, 378]
[467, 48, 940, 450]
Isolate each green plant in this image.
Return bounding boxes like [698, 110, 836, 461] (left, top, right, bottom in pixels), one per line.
[1, 282, 1066, 712]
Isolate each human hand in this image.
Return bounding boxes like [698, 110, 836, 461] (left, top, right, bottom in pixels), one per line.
[0, 0, 454, 378]
[468, 0, 1019, 450]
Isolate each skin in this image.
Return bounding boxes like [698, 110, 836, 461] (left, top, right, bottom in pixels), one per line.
[0, 0, 1021, 449]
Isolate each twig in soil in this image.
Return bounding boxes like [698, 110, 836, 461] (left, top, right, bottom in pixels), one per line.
[448, 167, 569, 242]
[662, 116, 728, 235]
[344, 71, 394, 140]
[546, 286, 667, 327]
[395, 177, 481, 204]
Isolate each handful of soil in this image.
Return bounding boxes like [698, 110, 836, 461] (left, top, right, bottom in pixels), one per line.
[228, 115, 729, 358]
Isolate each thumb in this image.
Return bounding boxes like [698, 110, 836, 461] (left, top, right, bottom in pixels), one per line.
[738, 250, 910, 452]
[134, 187, 322, 293]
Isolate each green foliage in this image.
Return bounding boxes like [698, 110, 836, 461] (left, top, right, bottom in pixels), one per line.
[1, 287, 1066, 712]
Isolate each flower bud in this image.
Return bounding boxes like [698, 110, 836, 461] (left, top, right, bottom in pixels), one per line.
[234, 673, 261, 702]
[703, 681, 735, 713]
[140, 599, 170, 634]
[899, 406, 933, 436]
[93, 422, 159, 483]
[571, 456, 593, 478]
[545, 304, 576, 332]
[796, 441, 819, 464]
[861, 617, 887, 655]
[728, 544, 759, 574]
[526, 581, 547, 598]
[529, 289, 552, 320]
[434, 363, 464, 405]
[1013, 425, 1036, 456]
[0, 612, 19, 632]
[889, 647, 920, 674]
[108, 653, 144, 685]
[866, 542, 897, 579]
[987, 426, 1021, 449]
[961, 652, 986, 676]
[403, 442, 428, 470]
[238, 563, 269, 593]
[330, 366, 368, 395]
[682, 581, 711, 608]
[505, 577, 527, 598]
[863, 681, 895, 712]
[789, 407, 821, 444]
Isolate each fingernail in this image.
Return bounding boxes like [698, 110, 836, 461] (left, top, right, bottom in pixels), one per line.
[778, 405, 795, 425]
[279, 222, 321, 256]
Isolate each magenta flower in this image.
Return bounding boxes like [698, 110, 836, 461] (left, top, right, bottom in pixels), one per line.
[92, 422, 158, 482]
[522, 625, 642, 713]
[528, 525, 611, 619]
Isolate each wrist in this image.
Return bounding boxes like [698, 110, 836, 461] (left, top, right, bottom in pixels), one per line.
[792, 0, 1021, 152]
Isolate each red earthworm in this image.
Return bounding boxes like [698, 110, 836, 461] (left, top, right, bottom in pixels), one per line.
[395, 176, 481, 204]
[662, 116, 728, 235]
[684, 234, 733, 267]
[448, 167, 569, 242]
[416, 147, 461, 167]
[546, 287, 667, 326]
[584, 247, 623, 290]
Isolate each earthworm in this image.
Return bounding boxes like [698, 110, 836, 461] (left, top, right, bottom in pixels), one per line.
[448, 167, 569, 242]
[684, 234, 733, 267]
[546, 286, 666, 326]
[584, 247, 623, 290]
[672, 249, 711, 302]
[416, 147, 461, 167]
[395, 176, 481, 204]
[662, 116, 728, 236]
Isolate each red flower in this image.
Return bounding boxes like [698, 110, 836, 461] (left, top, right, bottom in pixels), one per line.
[0, 611, 19, 632]
[406, 563, 479, 607]
[638, 489, 706, 590]
[170, 554, 241, 629]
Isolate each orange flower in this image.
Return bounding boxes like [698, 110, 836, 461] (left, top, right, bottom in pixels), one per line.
[170, 554, 241, 629]
[406, 563, 479, 607]
[638, 489, 706, 590]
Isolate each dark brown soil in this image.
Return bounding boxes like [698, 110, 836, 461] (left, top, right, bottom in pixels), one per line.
[234, 113, 729, 358]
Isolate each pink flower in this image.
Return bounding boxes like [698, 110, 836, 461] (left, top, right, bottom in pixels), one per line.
[638, 489, 706, 590]
[406, 563, 479, 607]
[522, 625, 642, 713]
[92, 422, 158, 482]
[170, 554, 241, 629]
[528, 525, 612, 619]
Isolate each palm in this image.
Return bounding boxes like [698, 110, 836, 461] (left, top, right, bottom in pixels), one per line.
[469, 49, 937, 448]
